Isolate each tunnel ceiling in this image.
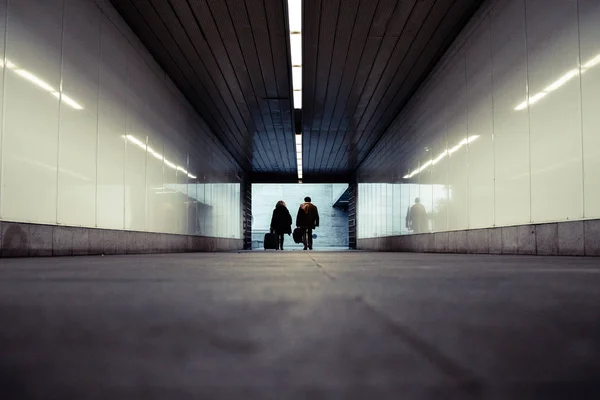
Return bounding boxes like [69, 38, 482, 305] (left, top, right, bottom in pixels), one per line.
[110, 0, 483, 182]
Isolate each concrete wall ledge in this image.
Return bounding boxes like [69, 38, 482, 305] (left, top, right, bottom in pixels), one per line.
[0, 221, 242, 258]
[358, 219, 600, 256]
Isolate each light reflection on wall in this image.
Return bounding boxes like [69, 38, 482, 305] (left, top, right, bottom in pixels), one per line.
[357, 183, 448, 237]
[164, 182, 241, 238]
[403, 135, 479, 179]
[514, 53, 600, 110]
[1, 59, 84, 110]
[123, 134, 197, 179]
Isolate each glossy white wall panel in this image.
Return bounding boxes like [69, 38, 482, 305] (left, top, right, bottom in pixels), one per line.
[526, 0, 583, 223]
[96, 18, 126, 229]
[466, 20, 495, 229]
[161, 142, 178, 234]
[124, 136, 146, 231]
[145, 136, 163, 233]
[429, 135, 449, 232]
[124, 56, 147, 231]
[385, 183, 393, 236]
[0, 0, 242, 238]
[143, 70, 166, 234]
[445, 56, 469, 231]
[57, 0, 100, 227]
[176, 154, 189, 236]
[173, 104, 190, 236]
[490, 0, 531, 226]
[391, 184, 401, 235]
[2, 0, 63, 223]
[358, 0, 598, 236]
[578, 0, 600, 218]
[173, 147, 188, 235]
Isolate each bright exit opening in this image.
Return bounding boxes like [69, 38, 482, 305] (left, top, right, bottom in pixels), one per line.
[251, 184, 350, 250]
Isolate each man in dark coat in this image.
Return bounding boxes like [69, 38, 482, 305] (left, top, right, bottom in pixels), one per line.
[270, 200, 292, 250]
[296, 196, 319, 250]
[406, 197, 428, 233]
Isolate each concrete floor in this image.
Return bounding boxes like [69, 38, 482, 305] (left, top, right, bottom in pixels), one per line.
[1, 251, 599, 399]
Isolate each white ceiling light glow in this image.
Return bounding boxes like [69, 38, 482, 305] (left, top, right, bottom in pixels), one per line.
[2, 59, 84, 110]
[123, 134, 197, 179]
[514, 52, 600, 111]
[288, 0, 302, 111]
[403, 135, 480, 179]
[296, 134, 303, 180]
[288, 0, 303, 180]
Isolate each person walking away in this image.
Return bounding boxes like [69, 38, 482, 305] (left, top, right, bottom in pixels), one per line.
[270, 200, 292, 250]
[296, 196, 319, 250]
[406, 197, 428, 234]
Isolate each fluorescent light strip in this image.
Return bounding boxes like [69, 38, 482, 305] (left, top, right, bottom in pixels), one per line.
[514, 52, 600, 111]
[124, 134, 197, 179]
[3, 59, 84, 110]
[293, 90, 302, 108]
[295, 133, 302, 180]
[403, 135, 480, 179]
[290, 34, 302, 67]
[288, 0, 302, 110]
[292, 66, 302, 90]
[288, 0, 302, 32]
[289, 0, 302, 179]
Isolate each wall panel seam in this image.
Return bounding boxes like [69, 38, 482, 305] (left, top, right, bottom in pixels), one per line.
[0, 0, 9, 220]
[523, 0, 532, 224]
[95, 14, 102, 228]
[576, 0, 585, 219]
[56, 0, 66, 225]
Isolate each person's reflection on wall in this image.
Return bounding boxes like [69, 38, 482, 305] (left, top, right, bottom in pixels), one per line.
[406, 197, 428, 234]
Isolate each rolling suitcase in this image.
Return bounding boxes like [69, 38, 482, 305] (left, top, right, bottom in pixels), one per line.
[293, 228, 304, 244]
[264, 232, 279, 250]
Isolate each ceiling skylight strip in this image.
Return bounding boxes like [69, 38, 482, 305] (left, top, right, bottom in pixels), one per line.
[288, 0, 303, 181]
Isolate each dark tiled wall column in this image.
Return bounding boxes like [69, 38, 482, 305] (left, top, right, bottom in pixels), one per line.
[242, 180, 252, 250]
[348, 183, 357, 250]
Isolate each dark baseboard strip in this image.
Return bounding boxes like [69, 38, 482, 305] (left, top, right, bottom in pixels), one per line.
[357, 219, 600, 256]
[0, 221, 243, 257]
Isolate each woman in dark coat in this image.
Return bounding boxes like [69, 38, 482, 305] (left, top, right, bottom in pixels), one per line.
[270, 200, 292, 250]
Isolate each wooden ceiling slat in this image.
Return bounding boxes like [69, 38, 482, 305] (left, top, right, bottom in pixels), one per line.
[264, 0, 295, 172]
[301, 0, 322, 174]
[356, 0, 482, 167]
[322, 0, 380, 173]
[132, 0, 250, 161]
[352, 0, 437, 160]
[308, 0, 341, 172]
[354, 0, 424, 133]
[111, 0, 483, 181]
[114, 0, 250, 169]
[326, 37, 386, 171]
[170, 1, 253, 130]
[315, 0, 360, 173]
[225, 0, 286, 172]
[203, 0, 275, 171]
[244, 0, 288, 172]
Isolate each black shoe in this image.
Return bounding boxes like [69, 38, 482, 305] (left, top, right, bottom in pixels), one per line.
[303, 246, 307, 250]
[309, 247, 313, 250]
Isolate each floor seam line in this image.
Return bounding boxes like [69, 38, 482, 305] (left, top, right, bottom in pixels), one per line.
[307, 254, 336, 280]
[356, 296, 483, 393]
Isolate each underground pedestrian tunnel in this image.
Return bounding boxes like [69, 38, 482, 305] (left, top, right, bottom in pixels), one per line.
[0, 0, 599, 397]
